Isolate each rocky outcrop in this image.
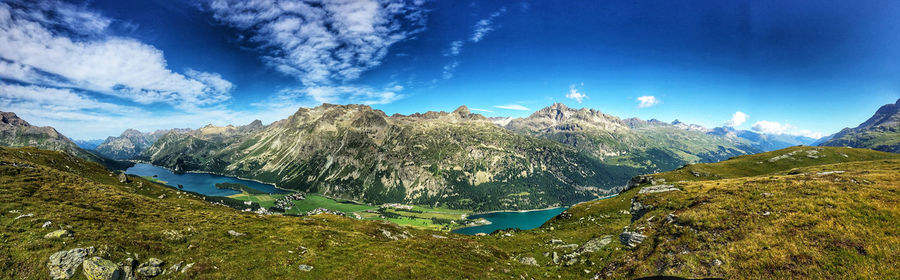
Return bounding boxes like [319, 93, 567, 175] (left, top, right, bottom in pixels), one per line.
[638, 184, 679, 194]
[47, 247, 94, 279]
[518, 257, 538, 266]
[136, 258, 164, 278]
[620, 230, 646, 248]
[82, 257, 120, 280]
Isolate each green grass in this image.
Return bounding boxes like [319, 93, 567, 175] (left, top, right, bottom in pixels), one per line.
[140, 175, 167, 184]
[653, 146, 900, 182]
[3, 146, 900, 279]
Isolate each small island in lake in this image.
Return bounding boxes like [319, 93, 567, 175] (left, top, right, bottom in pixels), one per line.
[215, 182, 266, 194]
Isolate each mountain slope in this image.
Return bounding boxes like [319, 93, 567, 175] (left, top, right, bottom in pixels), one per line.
[506, 103, 758, 173]
[0, 147, 514, 279]
[0, 112, 129, 170]
[482, 146, 900, 279]
[72, 139, 104, 150]
[141, 104, 633, 211]
[6, 146, 898, 279]
[820, 98, 900, 152]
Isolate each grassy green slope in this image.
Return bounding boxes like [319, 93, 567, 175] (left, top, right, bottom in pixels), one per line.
[654, 146, 899, 182]
[472, 146, 900, 279]
[4, 146, 899, 279]
[0, 147, 511, 279]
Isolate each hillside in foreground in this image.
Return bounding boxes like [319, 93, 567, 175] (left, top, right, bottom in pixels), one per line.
[2, 146, 899, 279]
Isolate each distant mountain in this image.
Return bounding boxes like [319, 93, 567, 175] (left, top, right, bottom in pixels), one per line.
[820, 98, 900, 152]
[505, 103, 758, 173]
[0, 111, 130, 170]
[140, 104, 635, 211]
[708, 126, 819, 152]
[73, 139, 104, 150]
[95, 128, 192, 160]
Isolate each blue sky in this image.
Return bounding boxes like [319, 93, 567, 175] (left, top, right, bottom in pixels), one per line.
[1, 0, 899, 139]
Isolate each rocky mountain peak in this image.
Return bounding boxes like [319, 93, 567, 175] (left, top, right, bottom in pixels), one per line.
[857, 98, 900, 129]
[121, 129, 143, 137]
[452, 105, 471, 116]
[1, 112, 31, 127]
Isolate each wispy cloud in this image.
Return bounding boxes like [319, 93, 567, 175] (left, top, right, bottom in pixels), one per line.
[445, 40, 463, 57]
[494, 104, 530, 111]
[207, 0, 427, 87]
[471, 7, 507, 42]
[267, 85, 404, 107]
[440, 7, 507, 80]
[0, 0, 233, 109]
[470, 108, 494, 113]
[724, 111, 749, 127]
[565, 84, 588, 103]
[752, 120, 823, 139]
[636, 96, 660, 108]
[442, 61, 459, 80]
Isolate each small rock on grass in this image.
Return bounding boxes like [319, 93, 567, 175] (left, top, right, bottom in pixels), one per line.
[44, 229, 73, 239]
[298, 264, 314, 272]
[82, 257, 120, 280]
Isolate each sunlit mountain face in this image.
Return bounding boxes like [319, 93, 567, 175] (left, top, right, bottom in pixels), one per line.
[2, 1, 900, 279]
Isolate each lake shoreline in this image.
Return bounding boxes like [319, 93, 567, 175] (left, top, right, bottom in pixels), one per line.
[127, 161, 296, 193]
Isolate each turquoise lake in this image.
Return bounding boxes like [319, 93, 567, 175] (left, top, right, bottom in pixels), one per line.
[453, 207, 568, 235]
[125, 163, 288, 197]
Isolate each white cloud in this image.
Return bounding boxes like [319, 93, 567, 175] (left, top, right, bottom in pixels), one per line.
[471, 7, 506, 42]
[0, 1, 233, 109]
[207, 0, 427, 86]
[470, 108, 494, 113]
[724, 111, 749, 127]
[752, 120, 824, 139]
[565, 84, 587, 103]
[271, 85, 404, 106]
[442, 61, 459, 80]
[636, 96, 659, 108]
[445, 40, 463, 56]
[494, 104, 530, 111]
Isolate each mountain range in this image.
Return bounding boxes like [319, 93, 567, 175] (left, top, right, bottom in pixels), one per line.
[0, 112, 129, 170]
[819, 98, 900, 152]
[8, 99, 900, 212]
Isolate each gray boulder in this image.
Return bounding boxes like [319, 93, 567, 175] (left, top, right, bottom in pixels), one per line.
[82, 257, 120, 280]
[117, 172, 128, 183]
[620, 230, 647, 248]
[47, 247, 94, 279]
[119, 258, 136, 280]
[576, 235, 613, 254]
[518, 257, 538, 266]
[298, 264, 314, 272]
[137, 258, 164, 277]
